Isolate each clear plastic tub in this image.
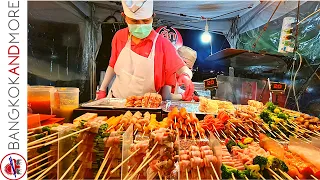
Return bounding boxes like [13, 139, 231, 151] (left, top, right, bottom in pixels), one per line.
[50, 87, 79, 123]
[28, 86, 54, 114]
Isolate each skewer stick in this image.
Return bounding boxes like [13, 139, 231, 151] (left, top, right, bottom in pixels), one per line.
[60, 152, 83, 180]
[28, 132, 59, 146]
[296, 176, 300, 180]
[71, 163, 83, 180]
[185, 134, 187, 141]
[102, 159, 114, 180]
[310, 175, 318, 180]
[118, 123, 124, 131]
[278, 169, 294, 180]
[258, 173, 266, 180]
[158, 172, 162, 180]
[210, 175, 214, 180]
[244, 175, 249, 180]
[186, 169, 189, 180]
[231, 173, 236, 180]
[247, 124, 257, 132]
[28, 127, 90, 150]
[212, 125, 221, 138]
[197, 166, 202, 180]
[134, 128, 138, 135]
[28, 135, 57, 147]
[35, 140, 83, 180]
[28, 150, 52, 163]
[27, 161, 52, 174]
[28, 167, 48, 180]
[279, 123, 311, 142]
[142, 130, 146, 137]
[94, 147, 113, 180]
[132, 141, 158, 176]
[110, 148, 140, 174]
[28, 132, 33, 135]
[210, 162, 219, 180]
[273, 175, 279, 180]
[28, 155, 52, 168]
[122, 163, 136, 180]
[128, 152, 159, 180]
[221, 131, 228, 139]
[238, 128, 249, 137]
[267, 168, 284, 180]
[229, 131, 238, 140]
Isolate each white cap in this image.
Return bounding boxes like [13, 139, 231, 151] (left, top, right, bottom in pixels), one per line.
[177, 46, 197, 68]
[122, 0, 153, 20]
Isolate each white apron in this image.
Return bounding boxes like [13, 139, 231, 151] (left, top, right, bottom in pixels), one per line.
[108, 33, 159, 98]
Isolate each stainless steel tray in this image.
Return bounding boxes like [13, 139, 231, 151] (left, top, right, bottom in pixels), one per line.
[81, 98, 161, 110]
[161, 100, 214, 114]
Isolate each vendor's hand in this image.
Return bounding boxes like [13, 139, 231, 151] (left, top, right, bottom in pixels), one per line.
[177, 73, 194, 100]
[96, 90, 106, 100]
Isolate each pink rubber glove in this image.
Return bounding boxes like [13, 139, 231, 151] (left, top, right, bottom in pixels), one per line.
[96, 90, 107, 100]
[177, 73, 194, 101]
[193, 95, 200, 102]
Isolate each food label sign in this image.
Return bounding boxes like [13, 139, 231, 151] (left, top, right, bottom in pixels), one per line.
[269, 82, 286, 92]
[204, 78, 218, 90]
[156, 26, 183, 49]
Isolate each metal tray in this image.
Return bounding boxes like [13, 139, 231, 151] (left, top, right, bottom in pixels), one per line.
[161, 100, 215, 115]
[80, 98, 161, 110]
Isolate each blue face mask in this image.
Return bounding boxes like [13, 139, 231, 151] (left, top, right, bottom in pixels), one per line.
[128, 23, 153, 39]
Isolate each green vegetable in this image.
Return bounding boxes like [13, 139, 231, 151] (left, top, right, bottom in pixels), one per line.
[35, 134, 45, 140]
[226, 140, 237, 152]
[277, 113, 288, 120]
[260, 110, 273, 124]
[221, 164, 238, 179]
[237, 142, 248, 149]
[245, 164, 260, 179]
[98, 123, 108, 136]
[243, 137, 254, 144]
[266, 102, 276, 112]
[42, 126, 50, 133]
[267, 155, 288, 172]
[253, 156, 268, 170]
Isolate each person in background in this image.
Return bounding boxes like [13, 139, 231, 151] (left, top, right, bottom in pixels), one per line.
[96, 0, 194, 101]
[161, 46, 199, 101]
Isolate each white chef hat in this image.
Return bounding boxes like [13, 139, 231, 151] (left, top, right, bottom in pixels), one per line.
[177, 46, 197, 69]
[122, 0, 153, 20]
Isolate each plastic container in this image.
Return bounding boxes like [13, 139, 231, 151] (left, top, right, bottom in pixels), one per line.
[50, 87, 79, 123]
[28, 86, 54, 114]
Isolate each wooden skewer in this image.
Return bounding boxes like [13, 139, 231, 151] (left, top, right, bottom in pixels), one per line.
[134, 128, 138, 135]
[210, 162, 219, 180]
[28, 132, 59, 146]
[229, 130, 238, 140]
[28, 155, 52, 168]
[212, 125, 221, 138]
[71, 163, 83, 180]
[27, 167, 48, 180]
[295, 176, 300, 180]
[60, 152, 83, 180]
[210, 175, 214, 180]
[28, 127, 90, 150]
[141, 130, 146, 137]
[197, 166, 202, 180]
[28, 135, 57, 147]
[231, 173, 236, 180]
[102, 159, 114, 180]
[258, 173, 266, 180]
[247, 124, 256, 132]
[28, 132, 33, 135]
[94, 147, 113, 180]
[238, 128, 249, 137]
[221, 131, 228, 139]
[128, 152, 159, 180]
[279, 123, 311, 142]
[278, 169, 294, 180]
[28, 161, 52, 174]
[35, 140, 83, 180]
[310, 175, 318, 180]
[185, 134, 187, 141]
[158, 171, 162, 180]
[273, 175, 279, 180]
[267, 168, 284, 180]
[28, 150, 52, 163]
[244, 175, 249, 180]
[186, 169, 189, 180]
[111, 148, 140, 174]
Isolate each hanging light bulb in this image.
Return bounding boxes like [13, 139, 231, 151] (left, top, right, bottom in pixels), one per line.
[201, 19, 211, 43]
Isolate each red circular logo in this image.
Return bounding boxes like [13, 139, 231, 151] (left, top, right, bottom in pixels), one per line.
[0, 153, 27, 180]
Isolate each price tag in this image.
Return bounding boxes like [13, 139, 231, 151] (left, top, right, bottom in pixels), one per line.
[204, 78, 218, 90]
[269, 82, 286, 92]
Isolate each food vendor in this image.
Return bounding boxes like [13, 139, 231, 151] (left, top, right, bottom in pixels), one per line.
[162, 46, 198, 101]
[96, 0, 194, 101]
